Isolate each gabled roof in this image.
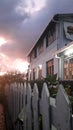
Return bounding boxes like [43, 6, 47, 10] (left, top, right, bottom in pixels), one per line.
[27, 13, 73, 56]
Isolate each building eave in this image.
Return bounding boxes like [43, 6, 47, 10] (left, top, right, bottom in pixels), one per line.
[27, 14, 58, 57]
[27, 13, 73, 57]
[54, 42, 73, 57]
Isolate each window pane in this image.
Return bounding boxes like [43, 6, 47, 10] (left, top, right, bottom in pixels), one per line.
[47, 23, 56, 47]
[64, 60, 68, 79]
[69, 58, 73, 79]
[33, 68, 36, 80]
[38, 41, 44, 55]
[47, 59, 54, 76]
[38, 68, 42, 79]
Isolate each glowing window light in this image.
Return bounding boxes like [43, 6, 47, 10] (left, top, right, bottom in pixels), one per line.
[38, 64, 42, 69]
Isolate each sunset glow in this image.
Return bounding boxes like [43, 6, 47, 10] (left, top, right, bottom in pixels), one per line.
[13, 59, 29, 73]
[0, 72, 6, 76]
[0, 37, 6, 46]
[0, 53, 29, 74]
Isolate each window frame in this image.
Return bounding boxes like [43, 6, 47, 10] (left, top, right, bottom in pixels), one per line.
[46, 23, 56, 47]
[46, 59, 54, 76]
[63, 57, 73, 80]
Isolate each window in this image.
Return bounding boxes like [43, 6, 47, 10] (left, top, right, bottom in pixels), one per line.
[38, 65, 42, 79]
[46, 59, 54, 76]
[34, 49, 37, 58]
[64, 57, 73, 79]
[38, 41, 44, 55]
[69, 58, 73, 79]
[64, 60, 68, 79]
[33, 68, 36, 80]
[46, 34, 48, 47]
[46, 23, 56, 47]
[30, 48, 37, 62]
[30, 52, 34, 62]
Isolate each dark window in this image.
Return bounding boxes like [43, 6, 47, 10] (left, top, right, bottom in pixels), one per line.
[46, 23, 56, 47]
[46, 34, 48, 47]
[33, 68, 36, 80]
[38, 41, 44, 55]
[30, 55, 31, 63]
[30, 48, 37, 62]
[34, 49, 37, 58]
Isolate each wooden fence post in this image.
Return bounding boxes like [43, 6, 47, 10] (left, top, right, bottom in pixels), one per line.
[12, 83, 17, 122]
[23, 82, 26, 130]
[5, 82, 73, 130]
[40, 83, 50, 130]
[56, 84, 71, 130]
[32, 83, 39, 130]
[51, 84, 72, 130]
[26, 83, 32, 130]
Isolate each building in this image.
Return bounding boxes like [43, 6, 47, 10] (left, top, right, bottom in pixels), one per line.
[27, 14, 73, 81]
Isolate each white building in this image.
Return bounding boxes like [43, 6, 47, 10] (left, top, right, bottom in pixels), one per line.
[27, 14, 73, 81]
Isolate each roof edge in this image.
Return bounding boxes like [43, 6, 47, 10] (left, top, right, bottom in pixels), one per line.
[27, 13, 73, 56]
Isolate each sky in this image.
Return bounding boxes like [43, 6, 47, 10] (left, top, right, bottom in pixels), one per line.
[0, 0, 73, 73]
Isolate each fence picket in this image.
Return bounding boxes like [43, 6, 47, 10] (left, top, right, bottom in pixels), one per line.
[56, 84, 71, 130]
[4, 82, 73, 130]
[19, 83, 24, 130]
[32, 83, 39, 130]
[10, 83, 14, 121]
[26, 83, 32, 130]
[40, 83, 50, 130]
[23, 83, 26, 130]
[17, 83, 27, 130]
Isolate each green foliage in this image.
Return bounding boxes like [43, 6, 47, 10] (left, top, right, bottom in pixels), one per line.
[69, 96, 73, 104]
[49, 87, 58, 98]
[46, 73, 57, 84]
[65, 86, 71, 96]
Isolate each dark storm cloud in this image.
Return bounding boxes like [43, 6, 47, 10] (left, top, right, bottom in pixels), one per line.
[0, 0, 49, 59]
[0, 0, 73, 61]
[0, 0, 29, 36]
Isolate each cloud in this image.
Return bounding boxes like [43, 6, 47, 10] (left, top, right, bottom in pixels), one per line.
[0, 0, 28, 35]
[15, 0, 47, 15]
[0, 0, 49, 59]
[0, 0, 73, 72]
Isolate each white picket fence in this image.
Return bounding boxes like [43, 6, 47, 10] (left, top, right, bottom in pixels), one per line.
[4, 82, 73, 130]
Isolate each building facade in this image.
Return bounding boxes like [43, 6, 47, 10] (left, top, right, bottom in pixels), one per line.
[27, 14, 73, 81]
